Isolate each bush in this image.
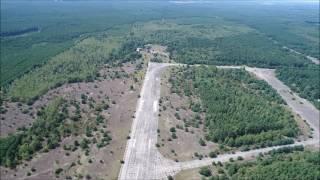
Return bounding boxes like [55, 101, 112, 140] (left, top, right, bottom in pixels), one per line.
[237, 156, 244, 161]
[171, 133, 177, 139]
[269, 145, 304, 155]
[209, 151, 217, 158]
[55, 168, 63, 175]
[199, 167, 212, 177]
[170, 127, 176, 133]
[199, 138, 206, 146]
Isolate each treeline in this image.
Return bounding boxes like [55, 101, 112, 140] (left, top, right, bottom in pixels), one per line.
[276, 65, 320, 109]
[173, 66, 298, 148]
[209, 151, 320, 180]
[0, 27, 40, 37]
[7, 35, 142, 104]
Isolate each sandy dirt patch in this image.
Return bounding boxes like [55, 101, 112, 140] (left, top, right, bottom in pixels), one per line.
[1, 60, 147, 180]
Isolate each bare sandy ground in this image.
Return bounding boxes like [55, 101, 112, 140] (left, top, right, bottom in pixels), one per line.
[1, 61, 145, 180]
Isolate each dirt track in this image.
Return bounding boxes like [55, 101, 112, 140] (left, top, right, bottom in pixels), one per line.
[119, 63, 319, 180]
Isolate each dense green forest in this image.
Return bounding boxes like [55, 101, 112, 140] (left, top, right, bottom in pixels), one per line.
[170, 66, 299, 147]
[277, 65, 320, 109]
[132, 19, 310, 68]
[210, 2, 320, 59]
[168, 32, 308, 67]
[2, 2, 317, 108]
[6, 16, 311, 104]
[0, 1, 170, 86]
[207, 150, 320, 180]
[2, 1, 318, 87]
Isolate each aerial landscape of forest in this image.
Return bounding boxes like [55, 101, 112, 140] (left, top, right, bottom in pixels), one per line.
[0, 0, 319, 180]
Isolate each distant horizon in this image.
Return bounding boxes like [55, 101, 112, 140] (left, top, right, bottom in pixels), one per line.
[1, 0, 319, 2]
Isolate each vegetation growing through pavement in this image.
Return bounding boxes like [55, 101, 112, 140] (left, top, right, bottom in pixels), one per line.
[170, 66, 299, 148]
[277, 65, 320, 109]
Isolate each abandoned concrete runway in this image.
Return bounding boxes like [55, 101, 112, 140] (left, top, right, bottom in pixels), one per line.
[119, 63, 319, 180]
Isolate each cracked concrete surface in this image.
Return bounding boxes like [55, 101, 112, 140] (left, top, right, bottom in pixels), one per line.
[119, 63, 319, 180]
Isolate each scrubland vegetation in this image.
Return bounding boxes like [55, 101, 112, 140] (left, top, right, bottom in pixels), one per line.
[0, 96, 113, 168]
[170, 66, 298, 148]
[277, 65, 320, 109]
[1, 98, 68, 167]
[207, 150, 320, 180]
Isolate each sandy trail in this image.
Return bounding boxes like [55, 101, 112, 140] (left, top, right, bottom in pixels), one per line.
[282, 46, 319, 64]
[119, 63, 319, 180]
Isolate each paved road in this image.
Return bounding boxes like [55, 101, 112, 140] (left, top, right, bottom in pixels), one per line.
[119, 63, 319, 180]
